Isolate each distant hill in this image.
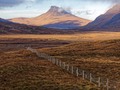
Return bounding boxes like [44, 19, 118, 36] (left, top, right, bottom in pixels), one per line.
[84, 4, 120, 31]
[0, 18, 77, 34]
[10, 6, 91, 29]
[0, 18, 12, 23]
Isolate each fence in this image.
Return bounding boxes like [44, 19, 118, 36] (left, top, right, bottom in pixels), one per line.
[27, 47, 120, 90]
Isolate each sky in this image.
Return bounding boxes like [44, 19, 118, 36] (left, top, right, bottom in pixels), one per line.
[0, 0, 119, 20]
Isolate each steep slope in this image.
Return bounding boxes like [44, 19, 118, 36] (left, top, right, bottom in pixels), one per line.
[10, 6, 91, 29]
[102, 13, 120, 29]
[85, 4, 120, 29]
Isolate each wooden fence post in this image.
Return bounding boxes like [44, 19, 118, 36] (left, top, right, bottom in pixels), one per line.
[49, 57, 51, 62]
[56, 59, 58, 66]
[27, 47, 29, 50]
[50, 57, 52, 62]
[63, 62, 66, 69]
[90, 73, 92, 82]
[67, 64, 69, 71]
[53, 58, 56, 64]
[106, 78, 109, 90]
[51, 58, 53, 63]
[59, 60, 62, 67]
[58, 60, 60, 66]
[98, 77, 101, 87]
[52, 57, 54, 64]
[48, 56, 50, 61]
[82, 70, 85, 80]
[76, 68, 79, 77]
[71, 66, 74, 74]
[53, 58, 55, 64]
[61, 62, 63, 68]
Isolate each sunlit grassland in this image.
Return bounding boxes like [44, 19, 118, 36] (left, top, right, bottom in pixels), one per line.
[0, 32, 120, 41]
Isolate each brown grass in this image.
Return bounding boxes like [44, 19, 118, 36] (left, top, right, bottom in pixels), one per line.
[39, 39, 120, 81]
[0, 32, 120, 89]
[0, 32, 119, 41]
[0, 50, 97, 90]
[0, 38, 70, 52]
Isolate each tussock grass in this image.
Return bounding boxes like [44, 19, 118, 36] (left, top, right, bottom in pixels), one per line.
[0, 33, 120, 89]
[0, 50, 97, 90]
[39, 39, 120, 80]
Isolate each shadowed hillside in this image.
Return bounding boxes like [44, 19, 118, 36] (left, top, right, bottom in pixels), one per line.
[0, 18, 78, 34]
[84, 4, 120, 31]
[102, 13, 120, 28]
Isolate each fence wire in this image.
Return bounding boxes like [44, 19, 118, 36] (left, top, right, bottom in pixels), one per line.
[27, 47, 120, 90]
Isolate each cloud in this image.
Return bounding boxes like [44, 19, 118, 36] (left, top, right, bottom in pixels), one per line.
[75, 10, 95, 15]
[85, 0, 120, 3]
[111, 0, 120, 4]
[0, 0, 119, 9]
[0, 0, 46, 9]
[0, 0, 26, 8]
[61, 7, 72, 14]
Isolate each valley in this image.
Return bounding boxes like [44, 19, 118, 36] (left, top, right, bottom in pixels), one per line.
[0, 32, 120, 89]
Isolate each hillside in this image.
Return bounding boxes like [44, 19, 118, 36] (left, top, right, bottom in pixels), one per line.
[0, 49, 97, 90]
[0, 32, 119, 89]
[0, 18, 12, 23]
[0, 18, 77, 34]
[39, 39, 120, 80]
[10, 6, 91, 29]
[102, 13, 120, 28]
[84, 4, 120, 31]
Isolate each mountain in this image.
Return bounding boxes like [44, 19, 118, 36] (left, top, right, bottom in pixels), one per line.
[102, 13, 120, 29]
[0, 18, 16, 34]
[85, 4, 120, 30]
[0, 18, 77, 34]
[10, 6, 91, 29]
[0, 18, 12, 23]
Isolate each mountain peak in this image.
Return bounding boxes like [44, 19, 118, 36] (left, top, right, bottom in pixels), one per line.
[10, 5, 91, 29]
[47, 6, 70, 16]
[50, 6, 59, 11]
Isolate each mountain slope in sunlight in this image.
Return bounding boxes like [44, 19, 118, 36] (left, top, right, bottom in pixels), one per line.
[10, 6, 91, 29]
[0, 18, 76, 34]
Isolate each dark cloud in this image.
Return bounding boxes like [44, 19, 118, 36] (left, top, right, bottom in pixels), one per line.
[0, 0, 45, 9]
[0, 0, 120, 9]
[0, 0, 26, 8]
